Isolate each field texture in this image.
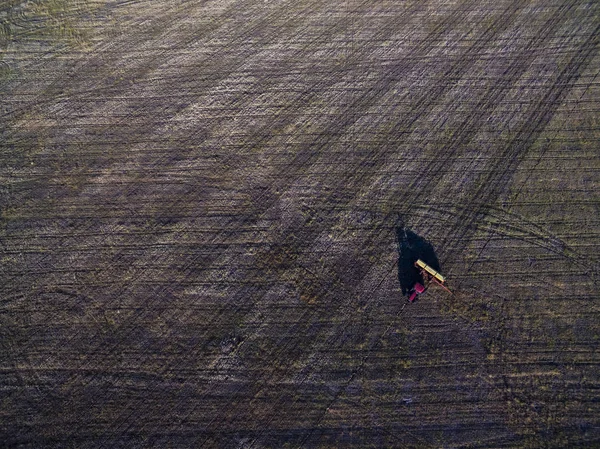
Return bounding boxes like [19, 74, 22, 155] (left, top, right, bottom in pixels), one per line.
[2, 0, 600, 447]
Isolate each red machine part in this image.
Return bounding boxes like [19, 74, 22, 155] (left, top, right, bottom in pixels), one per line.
[408, 282, 425, 302]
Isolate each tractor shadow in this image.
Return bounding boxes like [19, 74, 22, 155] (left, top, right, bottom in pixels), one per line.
[396, 226, 442, 296]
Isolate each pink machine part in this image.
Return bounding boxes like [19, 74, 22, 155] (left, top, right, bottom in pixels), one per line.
[408, 282, 425, 302]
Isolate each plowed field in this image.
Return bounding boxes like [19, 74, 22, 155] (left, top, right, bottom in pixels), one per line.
[2, 0, 599, 447]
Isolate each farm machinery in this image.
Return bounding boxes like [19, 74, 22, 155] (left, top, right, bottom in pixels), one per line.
[408, 259, 452, 302]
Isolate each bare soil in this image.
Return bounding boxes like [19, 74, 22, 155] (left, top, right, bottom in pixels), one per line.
[2, 0, 599, 447]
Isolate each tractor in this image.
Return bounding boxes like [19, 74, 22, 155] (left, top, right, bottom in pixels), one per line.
[408, 259, 452, 302]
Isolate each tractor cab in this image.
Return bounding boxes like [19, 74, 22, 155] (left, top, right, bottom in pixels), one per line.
[408, 282, 425, 302]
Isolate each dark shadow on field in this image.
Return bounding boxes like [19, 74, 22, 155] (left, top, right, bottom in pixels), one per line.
[396, 226, 441, 297]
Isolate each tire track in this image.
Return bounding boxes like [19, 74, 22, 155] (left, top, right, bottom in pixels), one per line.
[199, 0, 584, 440]
[205, 0, 511, 353]
[146, 0, 520, 440]
[398, 0, 583, 223]
[42, 2, 439, 446]
[242, 1, 598, 445]
[438, 20, 600, 268]
[5, 0, 597, 446]
[2, 0, 349, 445]
[91, 0, 434, 428]
[409, 202, 599, 273]
[191, 2, 548, 440]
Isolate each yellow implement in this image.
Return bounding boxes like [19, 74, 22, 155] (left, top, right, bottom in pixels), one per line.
[415, 259, 445, 283]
